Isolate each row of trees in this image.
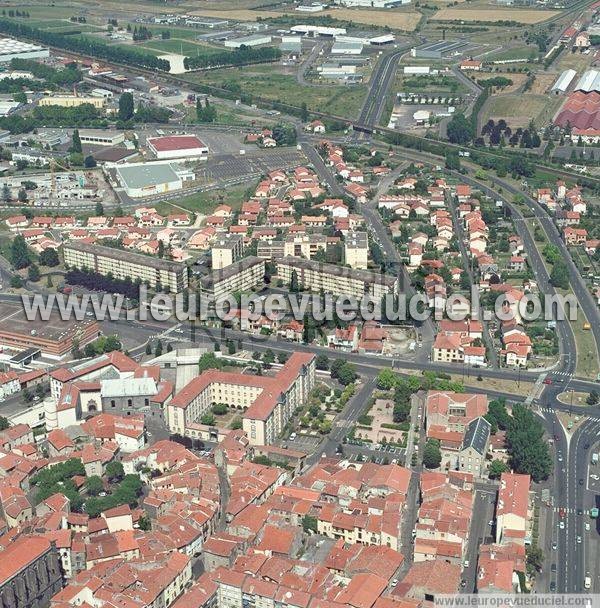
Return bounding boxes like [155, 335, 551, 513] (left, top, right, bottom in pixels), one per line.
[184, 45, 281, 71]
[0, 18, 169, 72]
[65, 268, 142, 300]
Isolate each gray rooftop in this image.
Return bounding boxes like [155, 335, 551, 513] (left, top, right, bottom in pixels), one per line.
[200, 256, 265, 289]
[64, 241, 187, 274]
[116, 162, 180, 189]
[101, 377, 157, 398]
[462, 417, 491, 455]
[278, 256, 397, 286]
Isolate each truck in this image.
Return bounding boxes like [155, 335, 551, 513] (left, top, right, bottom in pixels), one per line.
[592, 453, 599, 465]
[585, 576, 591, 590]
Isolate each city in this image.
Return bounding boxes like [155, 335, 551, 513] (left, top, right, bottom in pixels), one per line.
[0, 0, 598, 607]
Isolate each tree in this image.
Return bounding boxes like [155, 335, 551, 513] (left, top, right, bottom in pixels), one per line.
[587, 390, 599, 405]
[10, 275, 23, 289]
[27, 263, 40, 282]
[506, 404, 551, 482]
[85, 475, 104, 496]
[337, 363, 357, 386]
[377, 368, 398, 390]
[423, 439, 442, 469]
[201, 412, 216, 426]
[105, 461, 124, 482]
[0, 416, 9, 430]
[95, 202, 104, 216]
[39, 248, 59, 267]
[290, 269, 299, 293]
[330, 359, 345, 379]
[550, 259, 569, 289]
[488, 459, 509, 480]
[526, 545, 544, 576]
[71, 128, 82, 153]
[138, 513, 151, 530]
[447, 112, 474, 144]
[118, 92, 134, 121]
[84, 154, 97, 168]
[154, 340, 163, 357]
[18, 188, 27, 202]
[145, 342, 152, 355]
[2, 183, 10, 202]
[9, 234, 30, 269]
[315, 354, 329, 371]
[302, 514, 318, 533]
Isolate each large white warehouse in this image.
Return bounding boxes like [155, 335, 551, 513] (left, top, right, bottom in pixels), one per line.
[0, 37, 49, 62]
[116, 162, 195, 198]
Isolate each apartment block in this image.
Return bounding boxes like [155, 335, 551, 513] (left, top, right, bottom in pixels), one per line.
[200, 256, 265, 301]
[344, 231, 368, 270]
[63, 241, 188, 293]
[277, 256, 397, 299]
[211, 234, 244, 270]
[167, 352, 315, 445]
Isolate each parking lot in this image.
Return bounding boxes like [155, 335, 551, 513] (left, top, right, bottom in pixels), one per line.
[196, 149, 306, 183]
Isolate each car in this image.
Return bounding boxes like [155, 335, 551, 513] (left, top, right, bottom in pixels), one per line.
[585, 523, 591, 531]
[554, 434, 560, 441]
[550, 582, 556, 592]
[558, 454, 563, 462]
[391, 579, 398, 587]
[99, 492, 107, 497]
[584, 443, 590, 450]
[559, 508, 566, 518]
[552, 541, 557, 550]
[460, 580, 467, 589]
[544, 377, 553, 385]
[578, 509, 584, 516]
[577, 535, 582, 544]
[488, 520, 494, 526]
[463, 560, 469, 568]
[551, 564, 557, 573]
[579, 479, 585, 486]
[289, 433, 297, 441]
[559, 521, 565, 529]
[591, 474, 599, 481]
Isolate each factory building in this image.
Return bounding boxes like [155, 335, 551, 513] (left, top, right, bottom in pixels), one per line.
[147, 134, 209, 161]
[0, 37, 49, 62]
[115, 161, 195, 198]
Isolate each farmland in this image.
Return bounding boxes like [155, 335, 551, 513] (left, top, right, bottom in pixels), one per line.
[431, 8, 560, 23]
[188, 65, 367, 118]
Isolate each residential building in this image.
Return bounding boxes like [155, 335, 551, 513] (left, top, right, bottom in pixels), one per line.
[63, 241, 188, 292]
[211, 234, 244, 270]
[344, 231, 368, 270]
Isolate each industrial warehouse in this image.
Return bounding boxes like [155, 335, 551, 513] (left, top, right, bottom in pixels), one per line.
[114, 161, 196, 198]
[147, 135, 209, 161]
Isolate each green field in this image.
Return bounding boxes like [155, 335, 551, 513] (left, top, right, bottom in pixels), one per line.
[141, 38, 224, 57]
[154, 185, 252, 217]
[144, 24, 209, 40]
[487, 46, 535, 61]
[189, 66, 367, 118]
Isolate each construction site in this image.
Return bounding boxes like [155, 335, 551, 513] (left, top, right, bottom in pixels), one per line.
[2, 163, 115, 208]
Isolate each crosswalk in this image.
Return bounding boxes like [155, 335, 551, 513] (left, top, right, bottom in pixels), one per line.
[553, 371, 573, 378]
[538, 407, 600, 422]
[553, 506, 578, 514]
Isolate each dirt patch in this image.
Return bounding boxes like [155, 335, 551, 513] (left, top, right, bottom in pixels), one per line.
[529, 73, 557, 95]
[320, 8, 421, 30]
[431, 8, 559, 23]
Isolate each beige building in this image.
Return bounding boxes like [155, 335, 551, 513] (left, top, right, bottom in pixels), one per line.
[283, 234, 328, 259]
[167, 353, 315, 446]
[63, 242, 188, 293]
[496, 472, 532, 546]
[39, 95, 106, 109]
[211, 234, 244, 270]
[344, 231, 368, 270]
[277, 256, 397, 299]
[200, 256, 265, 301]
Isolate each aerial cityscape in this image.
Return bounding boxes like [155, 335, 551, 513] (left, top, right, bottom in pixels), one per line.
[0, 0, 599, 606]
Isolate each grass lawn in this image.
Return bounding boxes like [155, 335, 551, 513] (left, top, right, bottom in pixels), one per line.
[190, 67, 366, 118]
[486, 46, 535, 61]
[141, 38, 224, 57]
[484, 94, 561, 128]
[143, 24, 211, 40]
[155, 184, 252, 216]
